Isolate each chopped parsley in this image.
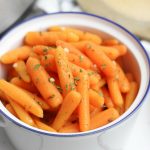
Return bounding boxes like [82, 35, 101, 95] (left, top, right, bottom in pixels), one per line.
[87, 43, 92, 49]
[56, 85, 63, 93]
[65, 84, 68, 91]
[49, 94, 55, 99]
[88, 71, 94, 76]
[44, 55, 48, 60]
[74, 77, 80, 85]
[37, 101, 42, 106]
[79, 55, 83, 62]
[101, 64, 107, 70]
[34, 64, 41, 70]
[99, 91, 104, 97]
[80, 69, 83, 73]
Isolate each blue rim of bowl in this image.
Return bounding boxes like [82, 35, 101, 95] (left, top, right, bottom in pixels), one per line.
[0, 12, 150, 137]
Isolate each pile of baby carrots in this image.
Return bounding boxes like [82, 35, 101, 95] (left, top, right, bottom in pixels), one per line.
[0, 26, 138, 133]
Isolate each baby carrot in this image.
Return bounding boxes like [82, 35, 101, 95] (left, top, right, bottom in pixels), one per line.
[56, 40, 93, 69]
[9, 99, 35, 126]
[69, 62, 86, 77]
[89, 89, 104, 108]
[40, 54, 57, 73]
[13, 60, 31, 83]
[34, 119, 56, 132]
[23, 90, 50, 110]
[71, 41, 89, 52]
[102, 39, 119, 46]
[25, 31, 67, 46]
[49, 26, 84, 39]
[0, 79, 43, 117]
[33, 45, 56, 55]
[0, 46, 32, 64]
[77, 72, 90, 132]
[85, 42, 120, 60]
[10, 77, 38, 93]
[102, 87, 114, 108]
[116, 63, 130, 93]
[81, 32, 102, 44]
[67, 53, 91, 69]
[6, 103, 17, 117]
[26, 57, 63, 108]
[90, 108, 119, 130]
[55, 46, 76, 96]
[84, 42, 116, 78]
[52, 91, 81, 131]
[125, 81, 138, 110]
[112, 44, 127, 56]
[107, 78, 124, 108]
[59, 123, 79, 133]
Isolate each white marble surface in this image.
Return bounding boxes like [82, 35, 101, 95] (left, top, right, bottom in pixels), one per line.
[0, 42, 149, 150]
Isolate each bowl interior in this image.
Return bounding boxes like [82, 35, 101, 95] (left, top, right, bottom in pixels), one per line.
[0, 13, 149, 136]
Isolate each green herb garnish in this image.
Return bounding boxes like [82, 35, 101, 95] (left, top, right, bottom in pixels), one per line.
[74, 77, 80, 86]
[79, 55, 83, 62]
[101, 64, 107, 70]
[49, 94, 55, 99]
[34, 64, 41, 70]
[80, 69, 83, 73]
[56, 85, 63, 93]
[88, 71, 94, 76]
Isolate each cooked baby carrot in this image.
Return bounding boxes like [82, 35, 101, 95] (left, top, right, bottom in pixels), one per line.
[49, 26, 84, 39]
[67, 53, 91, 69]
[90, 108, 119, 130]
[89, 89, 104, 108]
[125, 81, 138, 110]
[52, 91, 81, 130]
[71, 41, 89, 52]
[0, 79, 43, 117]
[102, 87, 114, 108]
[25, 31, 79, 46]
[25, 31, 67, 46]
[33, 45, 56, 55]
[0, 46, 32, 64]
[34, 119, 56, 132]
[9, 99, 35, 126]
[107, 78, 124, 108]
[55, 46, 76, 96]
[59, 123, 79, 133]
[13, 60, 30, 83]
[56, 40, 93, 69]
[87, 69, 101, 85]
[102, 39, 119, 46]
[6, 103, 17, 117]
[116, 63, 130, 93]
[69, 62, 86, 76]
[26, 57, 63, 108]
[81, 32, 102, 44]
[112, 44, 127, 56]
[84, 42, 116, 77]
[29, 51, 40, 60]
[23, 90, 50, 110]
[40, 54, 57, 73]
[77, 72, 90, 132]
[10, 77, 38, 93]
[85, 42, 120, 60]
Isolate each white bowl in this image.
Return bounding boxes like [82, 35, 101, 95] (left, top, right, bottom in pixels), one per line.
[0, 12, 149, 150]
